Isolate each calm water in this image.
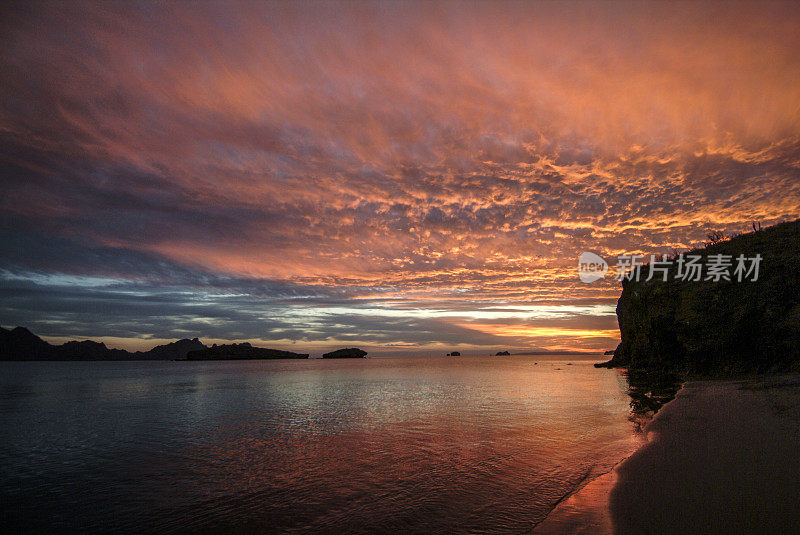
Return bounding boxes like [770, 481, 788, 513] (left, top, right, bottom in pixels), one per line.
[0, 356, 646, 533]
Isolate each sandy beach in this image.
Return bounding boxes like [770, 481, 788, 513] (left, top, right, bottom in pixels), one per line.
[537, 374, 800, 534]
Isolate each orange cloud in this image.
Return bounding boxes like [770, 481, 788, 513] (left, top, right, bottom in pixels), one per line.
[1, 1, 799, 350]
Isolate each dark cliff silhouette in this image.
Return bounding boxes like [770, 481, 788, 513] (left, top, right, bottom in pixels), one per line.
[599, 219, 800, 375]
[186, 343, 308, 360]
[0, 326, 206, 360]
[144, 338, 207, 360]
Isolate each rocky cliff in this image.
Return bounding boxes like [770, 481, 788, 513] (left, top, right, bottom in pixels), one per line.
[602, 220, 800, 375]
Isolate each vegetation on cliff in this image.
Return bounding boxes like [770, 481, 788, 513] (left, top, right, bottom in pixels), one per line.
[604, 219, 800, 375]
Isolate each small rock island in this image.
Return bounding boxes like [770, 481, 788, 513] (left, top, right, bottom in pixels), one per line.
[322, 348, 367, 358]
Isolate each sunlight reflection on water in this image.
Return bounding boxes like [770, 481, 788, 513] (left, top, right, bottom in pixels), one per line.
[0, 356, 645, 533]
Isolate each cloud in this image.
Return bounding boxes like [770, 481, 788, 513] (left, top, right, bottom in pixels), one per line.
[1, 1, 799, 351]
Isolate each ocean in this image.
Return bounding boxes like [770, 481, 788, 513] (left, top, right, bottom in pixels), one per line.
[0, 356, 644, 533]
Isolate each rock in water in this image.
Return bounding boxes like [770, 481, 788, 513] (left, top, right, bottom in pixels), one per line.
[322, 348, 368, 358]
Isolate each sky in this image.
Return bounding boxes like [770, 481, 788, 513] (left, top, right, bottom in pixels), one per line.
[2, 0, 800, 355]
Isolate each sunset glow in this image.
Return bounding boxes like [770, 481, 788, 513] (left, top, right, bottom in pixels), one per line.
[2, 1, 800, 353]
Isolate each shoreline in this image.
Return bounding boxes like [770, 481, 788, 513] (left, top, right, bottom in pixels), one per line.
[532, 453, 629, 534]
[536, 374, 800, 534]
[531, 382, 671, 535]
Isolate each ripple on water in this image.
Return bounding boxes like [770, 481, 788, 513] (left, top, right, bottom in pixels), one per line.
[0, 357, 645, 533]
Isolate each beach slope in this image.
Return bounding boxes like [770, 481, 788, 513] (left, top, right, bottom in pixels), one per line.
[611, 376, 800, 534]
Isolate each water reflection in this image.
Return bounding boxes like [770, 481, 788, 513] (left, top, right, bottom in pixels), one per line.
[533, 369, 684, 533]
[621, 369, 683, 432]
[0, 357, 640, 534]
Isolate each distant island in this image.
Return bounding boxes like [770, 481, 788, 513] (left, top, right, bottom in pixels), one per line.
[597, 219, 800, 375]
[322, 348, 367, 358]
[0, 326, 206, 361]
[0, 326, 366, 361]
[186, 343, 308, 360]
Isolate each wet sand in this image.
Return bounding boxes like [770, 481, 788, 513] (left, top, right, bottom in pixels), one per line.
[536, 375, 800, 534]
[533, 468, 617, 534]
